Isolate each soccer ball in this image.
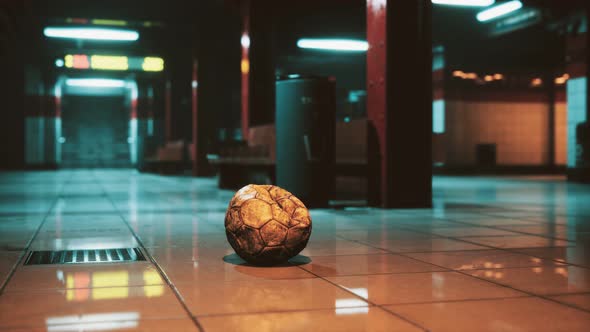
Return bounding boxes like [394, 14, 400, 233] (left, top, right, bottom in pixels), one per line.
[225, 184, 312, 266]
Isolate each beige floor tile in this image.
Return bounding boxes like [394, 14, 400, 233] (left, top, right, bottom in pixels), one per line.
[147, 244, 236, 263]
[177, 278, 368, 316]
[5, 262, 164, 292]
[198, 307, 423, 332]
[0, 251, 21, 283]
[550, 293, 590, 311]
[300, 239, 387, 256]
[387, 297, 590, 332]
[469, 266, 590, 295]
[160, 257, 315, 283]
[452, 217, 540, 226]
[326, 271, 524, 305]
[406, 249, 565, 270]
[294, 254, 444, 276]
[360, 238, 488, 253]
[0, 286, 188, 329]
[461, 235, 574, 249]
[424, 226, 519, 237]
[497, 224, 574, 240]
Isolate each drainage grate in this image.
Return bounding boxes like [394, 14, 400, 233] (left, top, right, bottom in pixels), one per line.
[24, 248, 146, 265]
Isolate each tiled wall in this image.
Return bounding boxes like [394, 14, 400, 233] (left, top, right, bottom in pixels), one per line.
[566, 77, 587, 167]
[444, 100, 567, 166]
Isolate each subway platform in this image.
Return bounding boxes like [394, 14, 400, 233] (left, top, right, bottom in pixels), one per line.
[0, 170, 589, 331]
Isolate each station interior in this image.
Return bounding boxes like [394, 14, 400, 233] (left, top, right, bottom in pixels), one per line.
[1, 0, 590, 331]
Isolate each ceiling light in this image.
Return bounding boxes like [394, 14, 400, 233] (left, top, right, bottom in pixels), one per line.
[44, 27, 139, 41]
[476, 1, 522, 22]
[65, 78, 126, 88]
[297, 39, 368, 52]
[432, 0, 495, 7]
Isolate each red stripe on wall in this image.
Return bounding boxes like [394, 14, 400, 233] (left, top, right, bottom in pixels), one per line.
[432, 69, 444, 83]
[433, 88, 444, 101]
[130, 98, 137, 119]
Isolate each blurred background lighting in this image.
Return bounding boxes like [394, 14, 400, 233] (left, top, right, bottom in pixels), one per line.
[476, 1, 523, 22]
[297, 39, 369, 52]
[90, 55, 128, 70]
[432, 0, 495, 7]
[142, 57, 165, 72]
[43, 27, 139, 41]
[65, 78, 126, 88]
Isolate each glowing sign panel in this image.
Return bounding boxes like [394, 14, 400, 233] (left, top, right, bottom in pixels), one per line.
[142, 57, 164, 72]
[61, 54, 163, 72]
[91, 55, 129, 70]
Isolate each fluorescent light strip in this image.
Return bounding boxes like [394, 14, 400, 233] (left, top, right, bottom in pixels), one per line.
[65, 78, 126, 88]
[44, 27, 139, 41]
[432, 0, 494, 7]
[297, 39, 368, 52]
[476, 0, 522, 22]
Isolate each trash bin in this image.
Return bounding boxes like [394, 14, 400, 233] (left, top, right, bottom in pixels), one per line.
[275, 75, 335, 207]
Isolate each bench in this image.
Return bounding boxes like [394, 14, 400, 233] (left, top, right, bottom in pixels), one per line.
[208, 125, 276, 188]
[209, 120, 371, 194]
[141, 140, 190, 174]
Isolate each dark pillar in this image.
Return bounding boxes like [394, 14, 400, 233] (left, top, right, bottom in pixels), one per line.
[366, 0, 432, 208]
[587, 7, 590, 122]
[246, 0, 275, 128]
[193, 0, 240, 175]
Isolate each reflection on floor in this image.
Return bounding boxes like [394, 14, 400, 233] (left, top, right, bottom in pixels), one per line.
[0, 170, 589, 331]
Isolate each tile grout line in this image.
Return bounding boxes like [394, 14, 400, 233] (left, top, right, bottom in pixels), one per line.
[374, 222, 586, 266]
[95, 172, 205, 332]
[0, 182, 65, 295]
[293, 264, 430, 331]
[343, 235, 590, 315]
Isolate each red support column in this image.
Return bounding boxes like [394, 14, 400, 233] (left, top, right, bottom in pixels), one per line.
[366, 0, 432, 208]
[367, 0, 388, 206]
[241, 1, 250, 141]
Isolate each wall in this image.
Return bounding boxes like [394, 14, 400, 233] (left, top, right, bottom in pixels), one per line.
[443, 91, 567, 167]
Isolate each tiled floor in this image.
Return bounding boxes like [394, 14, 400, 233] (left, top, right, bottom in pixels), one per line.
[0, 171, 590, 331]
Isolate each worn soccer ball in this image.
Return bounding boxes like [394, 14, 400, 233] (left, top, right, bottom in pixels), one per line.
[225, 184, 312, 266]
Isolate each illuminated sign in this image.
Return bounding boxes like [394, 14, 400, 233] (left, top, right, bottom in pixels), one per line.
[142, 57, 164, 72]
[91, 55, 128, 70]
[60, 54, 164, 72]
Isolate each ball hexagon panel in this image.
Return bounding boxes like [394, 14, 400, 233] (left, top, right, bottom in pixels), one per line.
[260, 219, 288, 246]
[239, 198, 273, 229]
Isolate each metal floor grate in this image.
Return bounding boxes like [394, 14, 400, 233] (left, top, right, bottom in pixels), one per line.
[24, 248, 146, 265]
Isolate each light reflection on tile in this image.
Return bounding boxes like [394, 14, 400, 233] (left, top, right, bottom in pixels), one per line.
[406, 249, 566, 271]
[0, 286, 187, 329]
[177, 278, 369, 316]
[327, 272, 525, 305]
[5, 263, 164, 292]
[469, 265, 590, 295]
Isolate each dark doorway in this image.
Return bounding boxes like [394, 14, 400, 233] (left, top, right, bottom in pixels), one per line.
[61, 95, 130, 168]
